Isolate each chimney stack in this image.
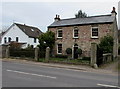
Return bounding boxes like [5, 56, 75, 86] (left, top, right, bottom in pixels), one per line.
[54, 14, 60, 21]
[111, 7, 117, 16]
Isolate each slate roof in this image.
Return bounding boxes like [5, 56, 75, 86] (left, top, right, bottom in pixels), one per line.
[48, 15, 115, 28]
[15, 23, 42, 38]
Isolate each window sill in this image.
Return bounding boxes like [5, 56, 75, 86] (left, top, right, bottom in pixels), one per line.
[57, 53, 62, 54]
[57, 37, 63, 39]
[91, 36, 99, 39]
[73, 37, 79, 39]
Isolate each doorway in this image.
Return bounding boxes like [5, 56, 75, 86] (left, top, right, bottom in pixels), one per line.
[74, 44, 78, 59]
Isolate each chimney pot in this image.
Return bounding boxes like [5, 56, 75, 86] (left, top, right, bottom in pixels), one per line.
[58, 15, 59, 18]
[56, 14, 57, 18]
[113, 7, 115, 11]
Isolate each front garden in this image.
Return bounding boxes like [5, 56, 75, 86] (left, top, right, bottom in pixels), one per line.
[38, 57, 90, 65]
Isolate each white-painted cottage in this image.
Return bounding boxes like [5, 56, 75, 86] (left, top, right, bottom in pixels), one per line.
[0, 23, 42, 48]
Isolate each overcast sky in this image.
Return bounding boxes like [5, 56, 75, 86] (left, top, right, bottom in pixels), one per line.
[1, 0, 119, 32]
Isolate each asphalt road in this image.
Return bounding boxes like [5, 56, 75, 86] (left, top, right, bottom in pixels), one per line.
[2, 60, 119, 87]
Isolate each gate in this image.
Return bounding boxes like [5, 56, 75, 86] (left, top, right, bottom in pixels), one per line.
[97, 46, 103, 66]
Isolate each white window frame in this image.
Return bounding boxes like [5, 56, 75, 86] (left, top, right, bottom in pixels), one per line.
[73, 28, 79, 38]
[91, 27, 99, 38]
[57, 29, 63, 38]
[57, 44, 62, 54]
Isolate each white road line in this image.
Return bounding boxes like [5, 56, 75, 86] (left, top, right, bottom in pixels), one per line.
[6, 69, 57, 79]
[97, 83, 120, 88]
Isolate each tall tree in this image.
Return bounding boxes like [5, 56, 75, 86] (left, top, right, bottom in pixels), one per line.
[75, 10, 87, 18]
[98, 36, 113, 53]
[38, 31, 55, 51]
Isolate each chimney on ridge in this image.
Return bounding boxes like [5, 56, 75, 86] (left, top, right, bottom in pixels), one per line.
[111, 7, 117, 16]
[54, 14, 60, 21]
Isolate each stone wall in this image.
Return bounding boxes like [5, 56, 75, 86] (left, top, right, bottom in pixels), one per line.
[0, 45, 7, 58]
[48, 23, 113, 57]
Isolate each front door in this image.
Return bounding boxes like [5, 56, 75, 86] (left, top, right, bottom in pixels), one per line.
[74, 44, 78, 59]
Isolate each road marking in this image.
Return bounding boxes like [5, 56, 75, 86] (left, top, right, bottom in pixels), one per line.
[97, 83, 120, 88]
[6, 69, 57, 79]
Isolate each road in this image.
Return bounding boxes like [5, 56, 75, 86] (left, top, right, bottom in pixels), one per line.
[2, 60, 119, 87]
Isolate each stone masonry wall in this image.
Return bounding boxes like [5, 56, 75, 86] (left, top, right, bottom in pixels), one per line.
[48, 23, 113, 57]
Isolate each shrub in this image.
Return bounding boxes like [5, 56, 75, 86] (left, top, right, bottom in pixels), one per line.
[66, 48, 72, 54]
[9, 41, 22, 49]
[55, 54, 68, 58]
[76, 48, 82, 55]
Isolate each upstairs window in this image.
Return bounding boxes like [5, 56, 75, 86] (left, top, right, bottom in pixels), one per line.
[91, 27, 98, 38]
[57, 29, 62, 38]
[8, 37, 11, 42]
[16, 37, 19, 42]
[57, 44, 62, 54]
[73, 27, 79, 38]
[4, 37, 7, 43]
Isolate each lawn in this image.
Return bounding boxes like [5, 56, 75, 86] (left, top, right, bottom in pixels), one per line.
[38, 57, 90, 65]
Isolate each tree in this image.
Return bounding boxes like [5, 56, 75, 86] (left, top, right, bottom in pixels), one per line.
[98, 36, 113, 53]
[38, 31, 55, 54]
[75, 10, 87, 18]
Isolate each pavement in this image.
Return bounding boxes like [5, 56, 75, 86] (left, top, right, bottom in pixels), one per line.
[1, 58, 118, 75]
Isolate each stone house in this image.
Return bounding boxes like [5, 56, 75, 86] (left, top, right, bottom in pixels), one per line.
[48, 7, 118, 59]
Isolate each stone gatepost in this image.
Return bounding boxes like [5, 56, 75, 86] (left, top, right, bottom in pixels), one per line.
[6, 46, 10, 58]
[90, 43, 98, 69]
[35, 47, 39, 61]
[45, 47, 50, 62]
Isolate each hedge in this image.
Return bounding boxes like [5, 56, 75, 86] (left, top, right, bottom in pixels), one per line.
[55, 54, 68, 58]
[10, 49, 35, 58]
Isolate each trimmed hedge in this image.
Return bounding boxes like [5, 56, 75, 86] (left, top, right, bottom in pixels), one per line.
[82, 57, 90, 61]
[55, 54, 68, 58]
[10, 49, 35, 58]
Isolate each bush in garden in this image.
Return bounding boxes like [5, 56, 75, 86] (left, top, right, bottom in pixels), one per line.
[66, 48, 72, 54]
[76, 48, 82, 55]
[66, 48, 72, 59]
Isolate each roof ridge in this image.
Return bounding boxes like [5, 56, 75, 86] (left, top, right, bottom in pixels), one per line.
[60, 14, 111, 21]
[14, 23, 38, 29]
